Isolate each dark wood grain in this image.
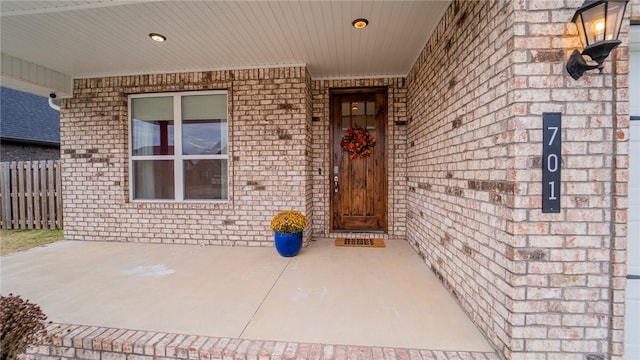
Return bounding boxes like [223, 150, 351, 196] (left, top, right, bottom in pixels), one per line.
[330, 88, 387, 232]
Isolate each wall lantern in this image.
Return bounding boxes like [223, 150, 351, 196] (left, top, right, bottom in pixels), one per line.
[566, 0, 628, 80]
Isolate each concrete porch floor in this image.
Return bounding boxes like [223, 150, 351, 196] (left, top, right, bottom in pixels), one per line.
[1, 239, 495, 355]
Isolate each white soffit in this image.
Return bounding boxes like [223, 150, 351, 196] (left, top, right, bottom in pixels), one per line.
[0, 0, 451, 96]
[1, 53, 73, 98]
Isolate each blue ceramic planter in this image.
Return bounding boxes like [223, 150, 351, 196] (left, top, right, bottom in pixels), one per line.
[274, 232, 303, 257]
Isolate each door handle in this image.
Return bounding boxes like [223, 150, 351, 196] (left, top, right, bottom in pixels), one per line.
[334, 176, 339, 193]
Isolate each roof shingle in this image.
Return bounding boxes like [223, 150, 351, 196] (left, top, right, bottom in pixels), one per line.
[1, 87, 60, 145]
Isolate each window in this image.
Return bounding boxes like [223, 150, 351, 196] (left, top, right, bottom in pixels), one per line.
[341, 100, 376, 130]
[129, 91, 228, 201]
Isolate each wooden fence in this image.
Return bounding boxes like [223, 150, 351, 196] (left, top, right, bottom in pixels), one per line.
[0, 160, 63, 229]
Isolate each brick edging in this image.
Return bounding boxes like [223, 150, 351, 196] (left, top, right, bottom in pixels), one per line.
[23, 323, 500, 360]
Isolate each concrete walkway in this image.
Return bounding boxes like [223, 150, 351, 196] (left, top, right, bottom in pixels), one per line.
[1, 239, 494, 353]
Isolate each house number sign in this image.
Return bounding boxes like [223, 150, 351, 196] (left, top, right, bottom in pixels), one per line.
[542, 112, 561, 213]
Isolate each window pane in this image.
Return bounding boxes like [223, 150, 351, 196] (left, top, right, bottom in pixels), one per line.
[342, 116, 350, 130]
[132, 97, 174, 155]
[352, 116, 366, 128]
[182, 94, 227, 120]
[132, 120, 174, 155]
[366, 115, 375, 129]
[132, 160, 174, 199]
[182, 94, 228, 155]
[341, 101, 373, 129]
[182, 120, 227, 155]
[184, 159, 228, 200]
[366, 101, 375, 115]
[606, 2, 626, 41]
[352, 101, 365, 115]
[132, 97, 173, 120]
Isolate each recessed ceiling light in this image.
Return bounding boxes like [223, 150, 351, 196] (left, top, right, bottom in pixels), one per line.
[149, 33, 167, 42]
[352, 18, 369, 29]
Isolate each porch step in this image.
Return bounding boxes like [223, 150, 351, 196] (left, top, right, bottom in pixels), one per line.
[24, 322, 500, 360]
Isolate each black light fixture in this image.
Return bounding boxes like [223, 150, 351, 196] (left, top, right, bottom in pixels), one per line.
[352, 18, 369, 29]
[149, 33, 167, 42]
[566, 0, 628, 80]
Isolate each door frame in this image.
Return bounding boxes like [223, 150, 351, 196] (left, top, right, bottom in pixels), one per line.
[329, 87, 388, 233]
[625, 24, 639, 359]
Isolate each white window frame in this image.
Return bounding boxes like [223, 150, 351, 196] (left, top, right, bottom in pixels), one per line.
[128, 90, 229, 203]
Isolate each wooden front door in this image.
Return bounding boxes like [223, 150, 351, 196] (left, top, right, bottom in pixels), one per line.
[330, 88, 387, 232]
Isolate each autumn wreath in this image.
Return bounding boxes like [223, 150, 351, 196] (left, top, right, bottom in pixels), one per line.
[340, 124, 376, 160]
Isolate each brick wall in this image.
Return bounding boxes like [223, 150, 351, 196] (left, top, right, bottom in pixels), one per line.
[57, 0, 638, 358]
[406, 0, 631, 359]
[61, 67, 312, 246]
[310, 78, 407, 239]
[632, 0, 640, 19]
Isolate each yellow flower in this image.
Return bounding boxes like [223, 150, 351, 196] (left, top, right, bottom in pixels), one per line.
[270, 210, 308, 234]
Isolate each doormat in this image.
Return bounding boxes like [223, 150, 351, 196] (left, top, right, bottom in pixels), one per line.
[335, 238, 385, 248]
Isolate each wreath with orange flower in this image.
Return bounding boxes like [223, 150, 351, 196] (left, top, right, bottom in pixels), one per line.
[340, 124, 376, 160]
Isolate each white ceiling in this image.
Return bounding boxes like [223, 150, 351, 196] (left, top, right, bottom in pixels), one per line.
[0, 0, 451, 97]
